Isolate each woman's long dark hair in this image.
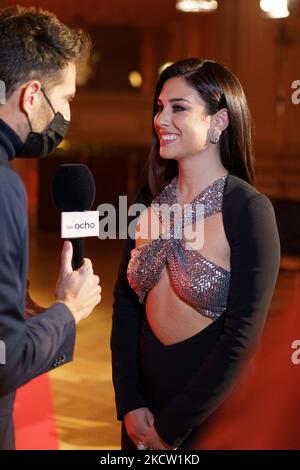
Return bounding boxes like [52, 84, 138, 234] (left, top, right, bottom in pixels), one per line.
[147, 58, 255, 197]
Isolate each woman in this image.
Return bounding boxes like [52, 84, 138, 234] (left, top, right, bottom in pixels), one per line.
[111, 59, 280, 450]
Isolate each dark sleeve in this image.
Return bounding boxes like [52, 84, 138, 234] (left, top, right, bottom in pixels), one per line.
[110, 184, 151, 420]
[0, 167, 76, 396]
[154, 193, 281, 448]
[12, 303, 76, 391]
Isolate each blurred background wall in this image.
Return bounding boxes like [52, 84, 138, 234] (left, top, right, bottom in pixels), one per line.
[4, 0, 300, 262]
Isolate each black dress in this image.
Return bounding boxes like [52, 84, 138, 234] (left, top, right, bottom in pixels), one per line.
[111, 174, 281, 449]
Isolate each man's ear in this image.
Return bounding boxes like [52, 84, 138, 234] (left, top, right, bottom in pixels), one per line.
[211, 108, 229, 132]
[20, 81, 42, 117]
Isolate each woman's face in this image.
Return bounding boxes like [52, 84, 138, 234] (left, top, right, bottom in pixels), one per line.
[154, 77, 212, 161]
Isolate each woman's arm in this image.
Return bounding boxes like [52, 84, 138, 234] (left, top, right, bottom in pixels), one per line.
[110, 184, 152, 420]
[154, 193, 281, 448]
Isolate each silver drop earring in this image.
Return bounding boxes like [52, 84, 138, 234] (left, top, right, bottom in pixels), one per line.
[209, 127, 221, 144]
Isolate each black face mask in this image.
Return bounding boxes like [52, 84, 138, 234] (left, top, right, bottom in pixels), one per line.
[18, 88, 70, 158]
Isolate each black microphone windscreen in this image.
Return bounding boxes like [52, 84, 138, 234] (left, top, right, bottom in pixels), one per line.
[52, 164, 96, 212]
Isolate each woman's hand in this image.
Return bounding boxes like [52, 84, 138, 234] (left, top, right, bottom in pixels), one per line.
[124, 407, 154, 447]
[143, 425, 175, 450]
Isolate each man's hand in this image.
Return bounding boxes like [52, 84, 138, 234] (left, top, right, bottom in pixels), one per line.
[25, 290, 45, 318]
[55, 241, 101, 323]
[25, 280, 45, 318]
[143, 425, 175, 450]
[124, 407, 154, 447]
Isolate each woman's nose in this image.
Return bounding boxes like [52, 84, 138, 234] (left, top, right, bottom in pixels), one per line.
[155, 109, 170, 128]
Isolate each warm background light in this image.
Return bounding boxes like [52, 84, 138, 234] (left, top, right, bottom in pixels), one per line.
[128, 70, 143, 88]
[176, 0, 218, 13]
[57, 139, 71, 151]
[260, 0, 290, 18]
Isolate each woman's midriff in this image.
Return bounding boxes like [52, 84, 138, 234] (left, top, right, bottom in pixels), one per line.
[139, 210, 231, 346]
[145, 268, 215, 346]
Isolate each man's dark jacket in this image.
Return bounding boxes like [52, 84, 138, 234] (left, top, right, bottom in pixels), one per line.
[0, 119, 76, 450]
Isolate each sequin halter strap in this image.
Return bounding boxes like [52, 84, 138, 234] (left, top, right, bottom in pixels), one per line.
[127, 174, 230, 321]
[153, 174, 227, 236]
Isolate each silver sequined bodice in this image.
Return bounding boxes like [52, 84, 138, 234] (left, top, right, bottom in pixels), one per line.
[127, 174, 231, 321]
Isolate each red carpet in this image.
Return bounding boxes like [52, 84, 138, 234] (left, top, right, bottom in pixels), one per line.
[14, 373, 59, 450]
[193, 273, 300, 449]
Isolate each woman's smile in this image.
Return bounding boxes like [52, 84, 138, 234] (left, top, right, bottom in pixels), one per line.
[159, 132, 179, 146]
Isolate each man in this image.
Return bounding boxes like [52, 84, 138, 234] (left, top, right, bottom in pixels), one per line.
[0, 6, 101, 449]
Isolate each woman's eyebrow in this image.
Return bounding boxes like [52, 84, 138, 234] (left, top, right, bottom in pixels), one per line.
[157, 97, 191, 104]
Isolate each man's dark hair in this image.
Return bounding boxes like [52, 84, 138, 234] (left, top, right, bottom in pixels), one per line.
[0, 5, 92, 98]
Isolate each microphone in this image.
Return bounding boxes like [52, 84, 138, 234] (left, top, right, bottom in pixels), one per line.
[52, 164, 99, 270]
